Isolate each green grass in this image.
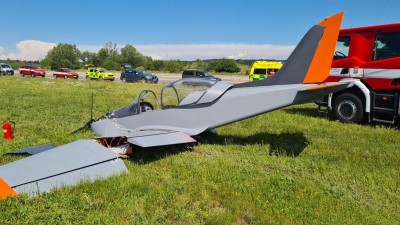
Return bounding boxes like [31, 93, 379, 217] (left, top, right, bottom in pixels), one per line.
[0, 76, 399, 224]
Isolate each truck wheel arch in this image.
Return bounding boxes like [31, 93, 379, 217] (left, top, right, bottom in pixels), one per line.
[327, 79, 373, 123]
[329, 79, 371, 113]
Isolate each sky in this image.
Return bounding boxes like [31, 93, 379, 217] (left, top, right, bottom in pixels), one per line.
[1, 0, 399, 61]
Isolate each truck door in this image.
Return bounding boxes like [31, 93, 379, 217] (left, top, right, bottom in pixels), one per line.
[363, 31, 400, 90]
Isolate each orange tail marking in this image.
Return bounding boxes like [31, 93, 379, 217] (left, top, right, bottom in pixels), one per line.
[303, 12, 344, 84]
[306, 83, 344, 91]
[0, 177, 18, 200]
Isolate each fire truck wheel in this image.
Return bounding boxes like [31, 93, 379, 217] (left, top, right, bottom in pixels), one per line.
[333, 93, 364, 123]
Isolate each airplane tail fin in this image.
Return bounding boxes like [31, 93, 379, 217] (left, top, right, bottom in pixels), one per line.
[303, 12, 343, 83]
[235, 12, 343, 87]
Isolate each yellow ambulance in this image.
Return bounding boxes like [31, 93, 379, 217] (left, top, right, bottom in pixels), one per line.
[249, 61, 283, 81]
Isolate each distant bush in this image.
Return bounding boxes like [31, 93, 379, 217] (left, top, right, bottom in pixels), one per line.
[208, 58, 240, 73]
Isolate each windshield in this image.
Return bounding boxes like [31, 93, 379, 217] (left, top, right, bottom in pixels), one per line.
[65, 68, 73, 72]
[106, 90, 159, 118]
[161, 79, 217, 108]
[1, 65, 11, 68]
[99, 68, 108, 72]
[253, 68, 267, 75]
[334, 36, 350, 59]
[204, 72, 213, 77]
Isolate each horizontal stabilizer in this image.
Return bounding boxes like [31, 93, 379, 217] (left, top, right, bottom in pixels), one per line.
[0, 140, 127, 196]
[128, 131, 196, 147]
[293, 81, 354, 104]
[303, 81, 354, 92]
[7, 143, 56, 155]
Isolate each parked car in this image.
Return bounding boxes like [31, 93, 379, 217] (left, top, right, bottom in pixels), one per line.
[120, 64, 158, 83]
[19, 65, 46, 77]
[86, 67, 114, 81]
[182, 69, 221, 81]
[53, 68, 79, 79]
[0, 63, 14, 75]
[120, 68, 158, 83]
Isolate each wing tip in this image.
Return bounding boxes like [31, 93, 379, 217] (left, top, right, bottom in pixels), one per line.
[0, 177, 18, 200]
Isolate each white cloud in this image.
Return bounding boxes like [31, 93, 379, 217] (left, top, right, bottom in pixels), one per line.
[135, 44, 294, 60]
[0, 40, 56, 61]
[1, 40, 295, 61]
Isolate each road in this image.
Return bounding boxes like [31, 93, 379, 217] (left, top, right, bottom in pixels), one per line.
[15, 71, 248, 84]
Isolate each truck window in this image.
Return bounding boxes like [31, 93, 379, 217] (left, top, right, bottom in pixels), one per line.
[253, 68, 267, 75]
[373, 31, 400, 61]
[334, 36, 350, 60]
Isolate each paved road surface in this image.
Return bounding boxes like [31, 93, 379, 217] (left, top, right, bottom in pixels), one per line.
[14, 71, 248, 84]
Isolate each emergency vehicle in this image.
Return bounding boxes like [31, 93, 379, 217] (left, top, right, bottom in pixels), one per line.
[86, 67, 114, 81]
[249, 61, 283, 81]
[317, 23, 400, 124]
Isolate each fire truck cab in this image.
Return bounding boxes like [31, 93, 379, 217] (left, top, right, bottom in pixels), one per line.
[317, 23, 400, 124]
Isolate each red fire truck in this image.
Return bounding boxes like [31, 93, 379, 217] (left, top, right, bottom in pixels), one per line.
[317, 23, 400, 124]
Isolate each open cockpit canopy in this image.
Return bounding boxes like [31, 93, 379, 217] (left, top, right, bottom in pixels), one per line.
[106, 79, 232, 119]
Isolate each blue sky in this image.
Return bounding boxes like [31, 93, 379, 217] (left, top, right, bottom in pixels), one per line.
[1, 0, 399, 60]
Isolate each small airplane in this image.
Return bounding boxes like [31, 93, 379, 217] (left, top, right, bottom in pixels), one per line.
[0, 12, 351, 200]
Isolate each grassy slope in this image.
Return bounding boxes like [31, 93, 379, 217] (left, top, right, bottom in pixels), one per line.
[0, 76, 399, 224]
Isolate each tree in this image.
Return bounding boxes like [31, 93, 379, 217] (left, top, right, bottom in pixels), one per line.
[42, 44, 81, 69]
[94, 41, 119, 67]
[104, 41, 119, 56]
[95, 48, 109, 66]
[120, 45, 148, 68]
[80, 51, 97, 64]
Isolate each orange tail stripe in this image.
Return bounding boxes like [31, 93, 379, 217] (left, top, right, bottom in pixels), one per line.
[0, 177, 18, 200]
[306, 83, 344, 91]
[303, 12, 344, 84]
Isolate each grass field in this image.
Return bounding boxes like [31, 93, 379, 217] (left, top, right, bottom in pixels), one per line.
[0, 76, 399, 224]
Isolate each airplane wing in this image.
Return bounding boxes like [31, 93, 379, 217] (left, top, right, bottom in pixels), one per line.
[6, 143, 56, 155]
[126, 130, 197, 147]
[0, 140, 127, 198]
[91, 119, 199, 147]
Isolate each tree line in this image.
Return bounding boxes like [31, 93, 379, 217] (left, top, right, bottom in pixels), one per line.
[37, 42, 243, 73]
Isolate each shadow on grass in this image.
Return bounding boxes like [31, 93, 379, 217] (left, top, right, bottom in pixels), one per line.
[127, 131, 307, 164]
[285, 107, 400, 128]
[128, 144, 194, 165]
[197, 131, 308, 157]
